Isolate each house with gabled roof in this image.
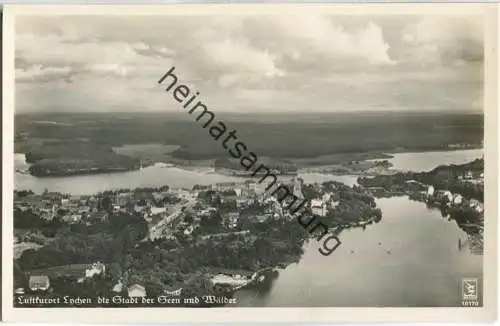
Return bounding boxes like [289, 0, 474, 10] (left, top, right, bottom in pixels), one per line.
[29, 275, 50, 292]
[128, 284, 147, 297]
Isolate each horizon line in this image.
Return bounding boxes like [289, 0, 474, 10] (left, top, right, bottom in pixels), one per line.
[14, 109, 484, 116]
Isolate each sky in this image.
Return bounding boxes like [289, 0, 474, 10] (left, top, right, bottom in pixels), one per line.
[15, 14, 484, 113]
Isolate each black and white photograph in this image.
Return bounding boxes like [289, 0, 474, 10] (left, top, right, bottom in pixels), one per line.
[2, 3, 497, 324]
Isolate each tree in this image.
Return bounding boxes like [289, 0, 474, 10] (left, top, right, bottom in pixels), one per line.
[145, 280, 164, 297]
[100, 196, 113, 212]
[184, 215, 194, 224]
[107, 262, 123, 282]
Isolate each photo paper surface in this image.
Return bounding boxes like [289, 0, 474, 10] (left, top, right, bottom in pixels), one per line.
[2, 3, 498, 323]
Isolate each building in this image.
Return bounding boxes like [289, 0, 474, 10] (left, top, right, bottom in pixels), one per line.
[235, 198, 248, 209]
[112, 282, 124, 293]
[469, 199, 481, 209]
[240, 187, 254, 198]
[293, 178, 304, 200]
[85, 262, 106, 278]
[39, 206, 57, 221]
[211, 274, 249, 288]
[213, 182, 237, 192]
[330, 200, 340, 209]
[453, 194, 463, 205]
[226, 212, 240, 229]
[311, 199, 327, 217]
[88, 211, 108, 223]
[467, 199, 484, 213]
[184, 225, 195, 235]
[436, 190, 453, 203]
[150, 206, 167, 215]
[14, 288, 25, 295]
[62, 214, 82, 224]
[128, 284, 147, 297]
[29, 275, 50, 292]
[115, 193, 131, 207]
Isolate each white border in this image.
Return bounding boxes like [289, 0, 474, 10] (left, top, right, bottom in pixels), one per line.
[2, 3, 499, 323]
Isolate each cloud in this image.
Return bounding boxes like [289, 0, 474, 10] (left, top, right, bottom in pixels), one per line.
[271, 16, 396, 66]
[401, 16, 483, 67]
[84, 63, 131, 77]
[14, 14, 483, 113]
[16, 64, 73, 83]
[203, 38, 284, 77]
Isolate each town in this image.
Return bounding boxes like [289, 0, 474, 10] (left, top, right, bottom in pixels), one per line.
[13, 176, 382, 307]
[13, 157, 484, 307]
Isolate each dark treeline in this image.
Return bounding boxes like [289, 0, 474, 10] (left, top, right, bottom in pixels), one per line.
[16, 112, 483, 160]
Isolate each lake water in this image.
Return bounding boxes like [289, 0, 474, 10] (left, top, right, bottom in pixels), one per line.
[13, 149, 483, 307]
[233, 149, 484, 307]
[235, 197, 482, 307]
[387, 149, 483, 172]
[14, 154, 357, 195]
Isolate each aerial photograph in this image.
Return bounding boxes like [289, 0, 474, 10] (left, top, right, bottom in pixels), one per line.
[12, 12, 484, 308]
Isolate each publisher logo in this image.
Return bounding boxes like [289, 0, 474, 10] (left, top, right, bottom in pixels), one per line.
[461, 278, 479, 306]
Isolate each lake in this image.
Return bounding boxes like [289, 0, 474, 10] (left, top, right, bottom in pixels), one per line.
[14, 154, 358, 195]
[234, 197, 482, 307]
[387, 149, 483, 172]
[14, 149, 482, 194]
[233, 149, 484, 307]
[13, 149, 483, 307]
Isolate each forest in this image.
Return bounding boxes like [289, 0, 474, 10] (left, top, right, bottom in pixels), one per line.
[15, 111, 483, 164]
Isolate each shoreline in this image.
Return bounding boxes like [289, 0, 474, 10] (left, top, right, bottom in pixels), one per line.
[12, 156, 483, 308]
[14, 147, 482, 179]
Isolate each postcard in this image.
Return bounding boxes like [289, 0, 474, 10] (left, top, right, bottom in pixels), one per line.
[2, 3, 498, 323]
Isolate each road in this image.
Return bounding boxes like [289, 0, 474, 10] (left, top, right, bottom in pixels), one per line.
[146, 195, 198, 241]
